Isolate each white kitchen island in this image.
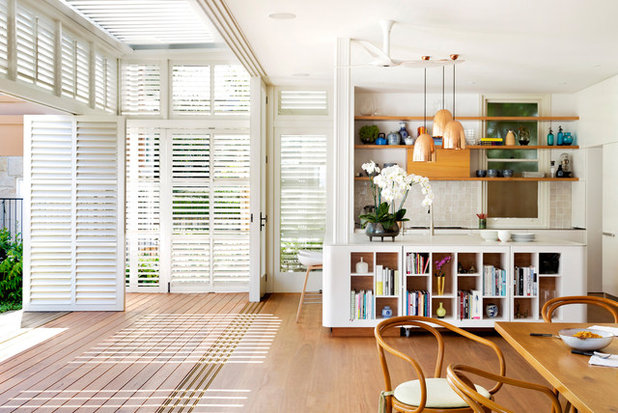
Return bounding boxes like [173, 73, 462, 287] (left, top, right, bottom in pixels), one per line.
[323, 234, 586, 332]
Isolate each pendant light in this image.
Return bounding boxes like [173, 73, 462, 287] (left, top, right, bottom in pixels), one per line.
[432, 66, 453, 138]
[442, 55, 466, 150]
[412, 66, 435, 162]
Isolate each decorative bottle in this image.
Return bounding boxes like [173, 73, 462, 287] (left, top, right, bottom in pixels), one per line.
[398, 121, 410, 140]
[436, 302, 446, 319]
[556, 163, 565, 178]
[550, 161, 556, 178]
[556, 126, 564, 146]
[547, 128, 554, 146]
[355, 257, 369, 274]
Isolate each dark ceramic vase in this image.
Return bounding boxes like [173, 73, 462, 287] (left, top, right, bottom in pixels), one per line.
[365, 222, 400, 242]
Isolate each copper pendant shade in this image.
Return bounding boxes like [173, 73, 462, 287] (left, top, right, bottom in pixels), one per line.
[432, 66, 452, 138]
[412, 67, 435, 162]
[442, 56, 466, 149]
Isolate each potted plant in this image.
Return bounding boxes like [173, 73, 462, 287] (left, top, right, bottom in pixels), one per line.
[359, 125, 380, 144]
[359, 161, 433, 241]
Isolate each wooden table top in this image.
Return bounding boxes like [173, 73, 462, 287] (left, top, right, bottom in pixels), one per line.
[495, 322, 618, 413]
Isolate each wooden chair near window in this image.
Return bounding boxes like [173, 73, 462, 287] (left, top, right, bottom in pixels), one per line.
[374, 316, 506, 412]
[446, 364, 563, 413]
[541, 295, 618, 323]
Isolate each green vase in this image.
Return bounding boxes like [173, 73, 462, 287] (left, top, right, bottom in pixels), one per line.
[436, 302, 446, 319]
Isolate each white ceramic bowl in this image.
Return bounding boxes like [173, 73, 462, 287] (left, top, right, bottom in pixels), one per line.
[558, 328, 613, 351]
[497, 230, 511, 242]
[480, 231, 498, 241]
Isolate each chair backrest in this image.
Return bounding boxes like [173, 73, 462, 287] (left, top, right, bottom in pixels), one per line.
[446, 364, 562, 413]
[541, 296, 618, 323]
[374, 316, 505, 411]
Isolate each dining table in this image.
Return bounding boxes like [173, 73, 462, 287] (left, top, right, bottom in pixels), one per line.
[495, 322, 618, 413]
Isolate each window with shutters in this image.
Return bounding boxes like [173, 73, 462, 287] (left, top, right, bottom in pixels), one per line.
[278, 90, 329, 116]
[171, 65, 211, 114]
[60, 31, 90, 104]
[95, 52, 117, 113]
[16, 6, 55, 91]
[279, 134, 327, 272]
[126, 128, 250, 291]
[121, 63, 161, 115]
[0, 0, 8, 76]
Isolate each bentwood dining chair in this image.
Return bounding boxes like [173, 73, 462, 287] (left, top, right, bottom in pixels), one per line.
[446, 364, 563, 413]
[375, 316, 505, 413]
[541, 295, 618, 323]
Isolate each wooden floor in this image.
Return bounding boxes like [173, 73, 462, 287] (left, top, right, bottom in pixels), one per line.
[0, 293, 564, 412]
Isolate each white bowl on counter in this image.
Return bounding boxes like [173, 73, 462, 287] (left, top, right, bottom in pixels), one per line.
[480, 230, 498, 241]
[498, 230, 511, 242]
[558, 328, 613, 351]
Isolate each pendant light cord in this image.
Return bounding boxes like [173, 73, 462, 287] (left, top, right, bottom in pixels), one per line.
[442, 66, 445, 110]
[424, 68, 427, 129]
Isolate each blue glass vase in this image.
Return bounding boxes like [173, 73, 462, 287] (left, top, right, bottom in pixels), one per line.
[547, 128, 554, 146]
[556, 126, 564, 146]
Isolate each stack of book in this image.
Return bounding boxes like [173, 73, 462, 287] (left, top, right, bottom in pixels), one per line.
[483, 265, 507, 296]
[514, 266, 537, 296]
[376, 265, 400, 296]
[480, 137, 503, 146]
[405, 290, 430, 316]
[350, 290, 373, 320]
[406, 253, 430, 275]
[458, 290, 481, 320]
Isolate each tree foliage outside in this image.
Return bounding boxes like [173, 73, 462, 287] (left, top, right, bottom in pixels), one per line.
[0, 228, 23, 313]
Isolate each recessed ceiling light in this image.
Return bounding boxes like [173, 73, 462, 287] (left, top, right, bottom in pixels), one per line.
[292, 73, 310, 77]
[268, 12, 296, 20]
[593, 64, 602, 68]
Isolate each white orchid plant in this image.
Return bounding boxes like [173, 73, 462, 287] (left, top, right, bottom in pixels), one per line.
[360, 161, 434, 230]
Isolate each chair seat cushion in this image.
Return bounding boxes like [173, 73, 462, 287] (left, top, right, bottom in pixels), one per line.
[393, 377, 490, 409]
[297, 250, 323, 267]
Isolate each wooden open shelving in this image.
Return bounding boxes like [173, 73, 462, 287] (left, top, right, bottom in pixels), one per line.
[355, 144, 579, 150]
[355, 115, 580, 121]
[355, 176, 578, 182]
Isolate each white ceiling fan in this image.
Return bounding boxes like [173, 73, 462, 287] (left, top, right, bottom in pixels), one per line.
[350, 20, 463, 68]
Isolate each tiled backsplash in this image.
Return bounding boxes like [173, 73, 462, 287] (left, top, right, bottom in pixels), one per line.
[355, 180, 572, 229]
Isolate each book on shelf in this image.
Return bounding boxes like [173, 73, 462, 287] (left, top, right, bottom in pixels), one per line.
[405, 290, 430, 316]
[514, 266, 537, 296]
[407, 253, 430, 275]
[458, 290, 481, 320]
[350, 289, 373, 321]
[376, 265, 399, 296]
[483, 265, 507, 296]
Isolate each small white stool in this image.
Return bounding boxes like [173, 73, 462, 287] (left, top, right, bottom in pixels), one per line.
[296, 250, 323, 323]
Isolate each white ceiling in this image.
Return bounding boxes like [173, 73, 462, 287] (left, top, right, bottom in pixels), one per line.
[224, 0, 618, 93]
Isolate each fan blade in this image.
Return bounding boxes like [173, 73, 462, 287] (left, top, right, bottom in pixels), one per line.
[353, 39, 392, 62]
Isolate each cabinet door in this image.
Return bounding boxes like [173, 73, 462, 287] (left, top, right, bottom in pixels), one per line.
[602, 143, 618, 296]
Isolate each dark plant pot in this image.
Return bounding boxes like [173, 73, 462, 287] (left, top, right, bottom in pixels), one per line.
[365, 222, 400, 242]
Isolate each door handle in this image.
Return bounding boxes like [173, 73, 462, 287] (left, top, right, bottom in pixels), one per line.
[260, 213, 267, 231]
[602, 232, 616, 237]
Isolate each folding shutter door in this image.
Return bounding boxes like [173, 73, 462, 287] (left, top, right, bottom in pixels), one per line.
[23, 116, 124, 311]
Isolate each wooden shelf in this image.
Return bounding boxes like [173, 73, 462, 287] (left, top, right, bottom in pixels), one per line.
[468, 145, 579, 150]
[355, 177, 578, 182]
[355, 115, 580, 121]
[355, 144, 579, 150]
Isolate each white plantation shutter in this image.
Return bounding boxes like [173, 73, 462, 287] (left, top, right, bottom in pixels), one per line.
[94, 53, 117, 113]
[214, 65, 250, 115]
[0, 0, 8, 76]
[280, 134, 327, 271]
[126, 127, 161, 290]
[172, 65, 210, 114]
[121, 63, 161, 115]
[15, 7, 55, 91]
[60, 32, 90, 104]
[278, 90, 328, 115]
[24, 116, 124, 311]
[126, 127, 250, 292]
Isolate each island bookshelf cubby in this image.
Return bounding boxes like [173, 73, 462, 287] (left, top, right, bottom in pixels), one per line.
[324, 242, 584, 332]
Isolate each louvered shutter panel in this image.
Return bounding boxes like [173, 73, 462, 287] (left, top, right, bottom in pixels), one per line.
[0, 0, 8, 76]
[24, 116, 124, 311]
[94, 53, 117, 113]
[121, 63, 161, 115]
[214, 65, 250, 115]
[60, 32, 90, 104]
[172, 65, 211, 114]
[278, 90, 329, 115]
[125, 127, 162, 290]
[212, 134, 250, 286]
[280, 134, 327, 271]
[15, 7, 55, 91]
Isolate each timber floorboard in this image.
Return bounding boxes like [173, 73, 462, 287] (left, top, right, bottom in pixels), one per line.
[0, 293, 564, 412]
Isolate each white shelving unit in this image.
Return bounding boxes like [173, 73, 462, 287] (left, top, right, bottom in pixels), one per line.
[323, 241, 585, 329]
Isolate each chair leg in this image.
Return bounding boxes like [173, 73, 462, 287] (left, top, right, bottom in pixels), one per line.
[296, 266, 312, 323]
